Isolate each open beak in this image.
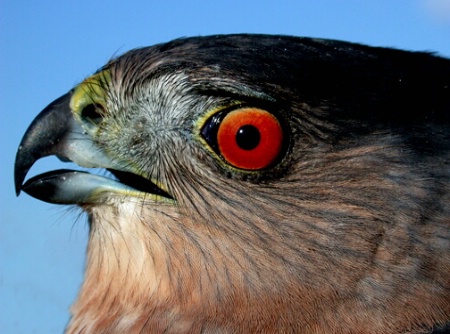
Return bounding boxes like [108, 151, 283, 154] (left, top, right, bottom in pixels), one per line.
[14, 92, 172, 204]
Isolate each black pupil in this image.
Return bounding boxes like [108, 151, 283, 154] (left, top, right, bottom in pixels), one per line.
[236, 125, 261, 150]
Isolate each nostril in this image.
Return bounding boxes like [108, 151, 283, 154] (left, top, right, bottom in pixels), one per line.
[81, 103, 104, 125]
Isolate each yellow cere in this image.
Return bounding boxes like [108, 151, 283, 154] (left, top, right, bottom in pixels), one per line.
[70, 70, 111, 120]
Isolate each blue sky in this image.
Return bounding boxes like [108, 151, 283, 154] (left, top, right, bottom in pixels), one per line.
[1, 1, 449, 333]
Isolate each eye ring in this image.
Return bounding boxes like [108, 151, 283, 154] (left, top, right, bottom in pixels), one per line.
[201, 107, 285, 170]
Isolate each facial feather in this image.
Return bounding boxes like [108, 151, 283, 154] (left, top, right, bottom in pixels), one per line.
[72, 39, 450, 332]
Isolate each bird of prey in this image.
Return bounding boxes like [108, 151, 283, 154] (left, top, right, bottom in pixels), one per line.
[14, 34, 450, 333]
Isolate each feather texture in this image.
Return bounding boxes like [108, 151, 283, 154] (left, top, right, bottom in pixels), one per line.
[15, 35, 450, 333]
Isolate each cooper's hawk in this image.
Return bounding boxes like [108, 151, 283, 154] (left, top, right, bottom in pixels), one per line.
[15, 34, 450, 333]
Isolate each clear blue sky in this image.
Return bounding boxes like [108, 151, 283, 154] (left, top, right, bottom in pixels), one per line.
[1, 1, 449, 333]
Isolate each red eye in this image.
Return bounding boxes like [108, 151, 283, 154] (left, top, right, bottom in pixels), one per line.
[216, 108, 284, 170]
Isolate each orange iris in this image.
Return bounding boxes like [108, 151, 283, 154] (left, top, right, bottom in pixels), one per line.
[217, 108, 283, 170]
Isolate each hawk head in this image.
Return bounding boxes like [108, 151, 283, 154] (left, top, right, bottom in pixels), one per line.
[15, 34, 450, 333]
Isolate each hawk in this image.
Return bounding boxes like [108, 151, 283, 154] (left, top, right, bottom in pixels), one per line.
[14, 34, 450, 333]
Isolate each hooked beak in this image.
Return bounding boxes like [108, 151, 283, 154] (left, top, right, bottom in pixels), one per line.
[14, 92, 172, 204]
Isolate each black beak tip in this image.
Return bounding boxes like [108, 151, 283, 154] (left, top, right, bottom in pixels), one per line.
[14, 155, 28, 197]
[15, 176, 24, 196]
[14, 91, 73, 198]
[14, 142, 34, 197]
